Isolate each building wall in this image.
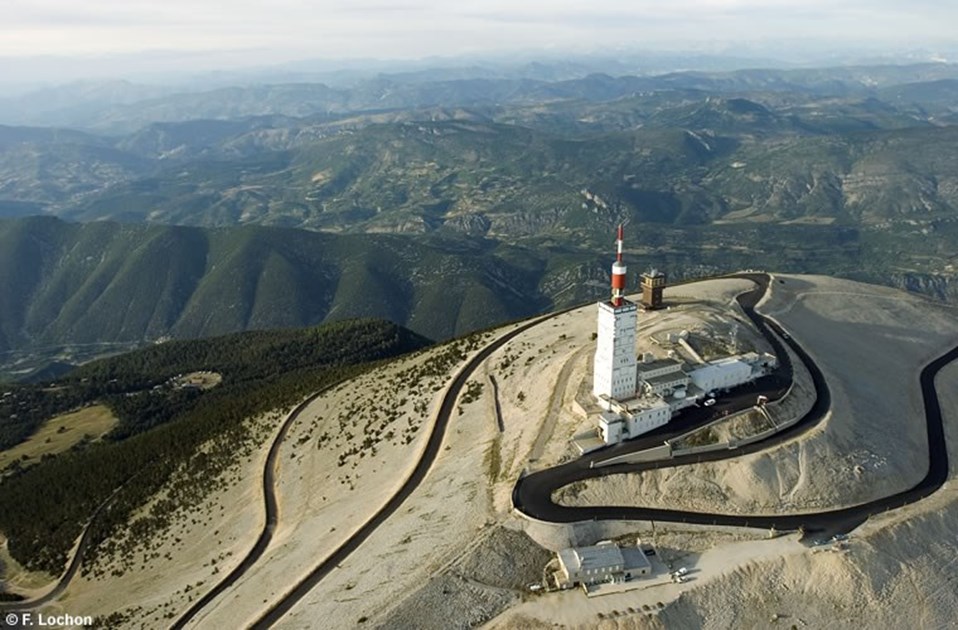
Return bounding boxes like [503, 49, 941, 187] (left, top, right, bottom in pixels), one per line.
[641, 273, 666, 309]
[643, 374, 690, 397]
[599, 417, 624, 444]
[574, 566, 619, 585]
[593, 301, 637, 401]
[625, 403, 671, 437]
[641, 285, 663, 309]
[689, 359, 753, 392]
[560, 561, 623, 586]
[635, 363, 683, 380]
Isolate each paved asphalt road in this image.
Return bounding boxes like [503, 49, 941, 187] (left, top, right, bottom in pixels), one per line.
[169, 386, 333, 629]
[248, 273, 955, 627]
[7, 274, 950, 629]
[248, 313, 567, 629]
[513, 274, 956, 540]
[0, 478, 134, 614]
[8, 273, 952, 630]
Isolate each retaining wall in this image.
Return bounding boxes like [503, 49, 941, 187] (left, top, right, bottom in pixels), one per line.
[593, 444, 672, 467]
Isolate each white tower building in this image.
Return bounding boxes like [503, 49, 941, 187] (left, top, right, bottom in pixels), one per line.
[593, 225, 638, 405]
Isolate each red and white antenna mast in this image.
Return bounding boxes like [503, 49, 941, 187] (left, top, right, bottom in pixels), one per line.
[610, 224, 627, 307]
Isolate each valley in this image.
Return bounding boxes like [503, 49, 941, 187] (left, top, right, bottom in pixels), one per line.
[3, 62, 958, 375]
[2, 274, 952, 628]
[2, 52, 958, 630]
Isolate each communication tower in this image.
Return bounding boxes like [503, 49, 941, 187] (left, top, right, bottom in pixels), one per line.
[593, 225, 638, 404]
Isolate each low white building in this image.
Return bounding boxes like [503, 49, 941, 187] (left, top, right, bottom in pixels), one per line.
[626, 399, 672, 437]
[584, 347, 777, 449]
[688, 357, 753, 393]
[741, 351, 778, 371]
[636, 355, 691, 398]
[641, 370, 691, 397]
[663, 384, 700, 413]
[597, 398, 672, 445]
[556, 541, 652, 589]
[598, 411, 626, 445]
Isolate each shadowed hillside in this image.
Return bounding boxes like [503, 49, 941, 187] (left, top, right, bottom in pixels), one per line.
[0, 217, 551, 358]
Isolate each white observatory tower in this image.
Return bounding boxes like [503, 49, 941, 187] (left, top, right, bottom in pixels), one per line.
[593, 225, 638, 406]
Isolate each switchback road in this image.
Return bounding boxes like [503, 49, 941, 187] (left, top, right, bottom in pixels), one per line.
[248, 314, 569, 629]
[186, 273, 956, 628]
[170, 387, 331, 629]
[513, 274, 955, 539]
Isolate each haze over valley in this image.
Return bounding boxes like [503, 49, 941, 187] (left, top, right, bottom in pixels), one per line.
[2, 3, 958, 629]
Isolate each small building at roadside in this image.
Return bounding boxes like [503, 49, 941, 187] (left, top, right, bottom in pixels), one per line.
[555, 541, 652, 590]
[688, 356, 753, 393]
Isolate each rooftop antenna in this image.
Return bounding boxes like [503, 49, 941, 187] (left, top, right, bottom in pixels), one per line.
[610, 224, 627, 306]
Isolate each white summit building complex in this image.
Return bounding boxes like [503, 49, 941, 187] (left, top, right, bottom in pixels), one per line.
[583, 226, 776, 450]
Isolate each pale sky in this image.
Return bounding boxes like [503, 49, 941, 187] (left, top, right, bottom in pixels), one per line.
[2, 0, 953, 63]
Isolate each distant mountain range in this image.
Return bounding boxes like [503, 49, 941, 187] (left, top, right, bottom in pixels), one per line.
[2, 63, 958, 131]
[2, 94, 957, 238]
[1, 62, 957, 372]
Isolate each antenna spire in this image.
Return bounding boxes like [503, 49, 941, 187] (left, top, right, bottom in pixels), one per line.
[610, 224, 627, 306]
[616, 224, 624, 263]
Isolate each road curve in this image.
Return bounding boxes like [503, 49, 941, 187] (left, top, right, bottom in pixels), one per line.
[514, 275, 955, 538]
[170, 387, 331, 629]
[0, 477, 135, 613]
[245, 276, 777, 627]
[193, 272, 954, 628]
[12, 275, 951, 625]
[248, 314, 569, 629]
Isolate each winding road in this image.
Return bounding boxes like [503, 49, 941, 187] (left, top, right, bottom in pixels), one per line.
[169, 387, 333, 629]
[8, 274, 951, 628]
[0, 477, 134, 613]
[247, 314, 570, 628]
[240, 273, 955, 627]
[513, 274, 954, 537]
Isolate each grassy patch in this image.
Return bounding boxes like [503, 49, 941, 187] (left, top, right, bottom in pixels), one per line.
[0, 404, 117, 472]
[0, 534, 54, 590]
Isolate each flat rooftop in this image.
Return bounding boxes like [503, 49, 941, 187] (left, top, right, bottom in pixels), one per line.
[709, 356, 749, 367]
[598, 299, 637, 311]
[617, 395, 671, 412]
[643, 372, 690, 387]
[572, 433, 606, 455]
[621, 547, 652, 573]
[558, 543, 625, 573]
[599, 411, 623, 425]
[636, 357, 684, 373]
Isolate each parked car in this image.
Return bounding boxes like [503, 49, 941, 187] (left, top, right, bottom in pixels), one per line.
[704, 398, 716, 407]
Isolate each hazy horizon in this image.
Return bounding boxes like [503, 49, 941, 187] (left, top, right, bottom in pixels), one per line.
[3, 1, 956, 86]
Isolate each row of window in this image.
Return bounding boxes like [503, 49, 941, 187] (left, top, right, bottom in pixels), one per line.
[579, 567, 620, 576]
